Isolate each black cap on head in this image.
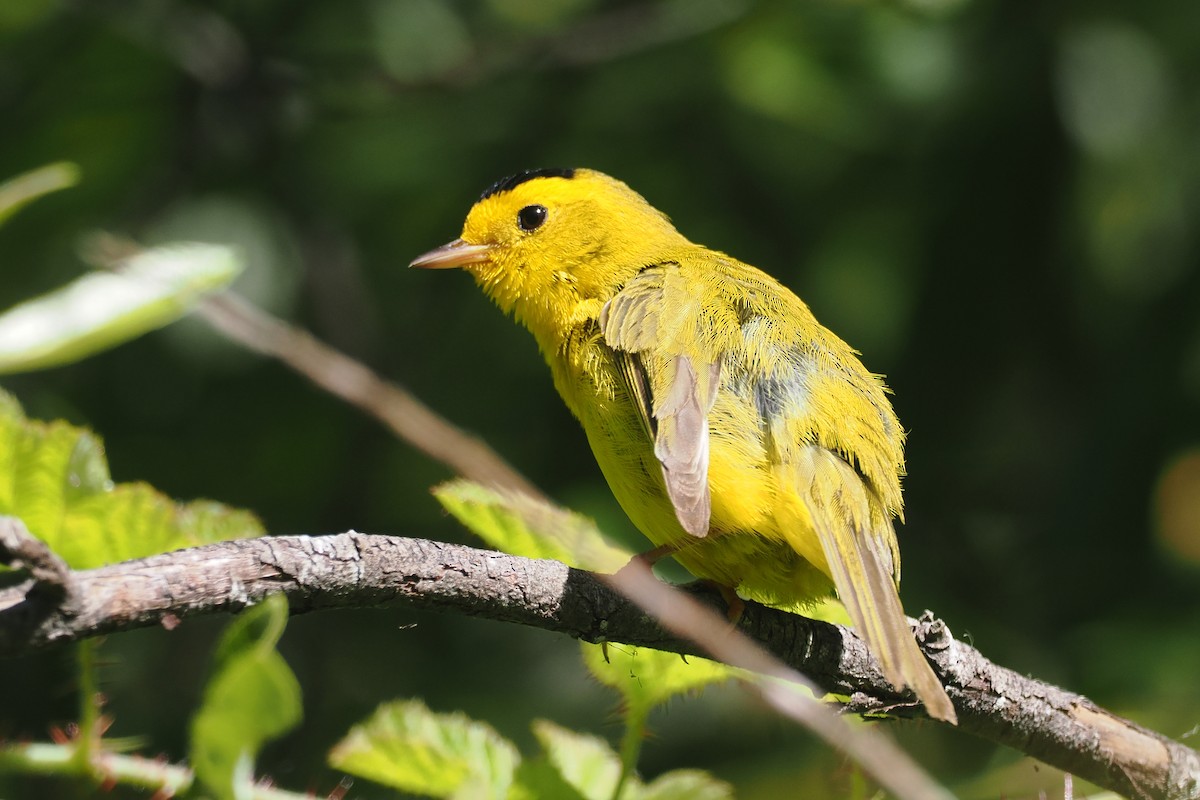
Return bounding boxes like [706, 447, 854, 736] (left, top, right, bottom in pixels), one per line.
[480, 168, 576, 201]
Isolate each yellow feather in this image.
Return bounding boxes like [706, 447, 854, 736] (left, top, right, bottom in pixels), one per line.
[412, 168, 956, 723]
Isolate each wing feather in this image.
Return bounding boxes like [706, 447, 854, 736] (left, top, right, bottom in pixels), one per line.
[791, 445, 956, 723]
[613, 351, 655, 442]
[600, 264, 723, 537]
[652, 355, 721, 536]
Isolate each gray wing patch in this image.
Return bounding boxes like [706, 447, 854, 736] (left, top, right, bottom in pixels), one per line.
[653, 355, 721, 537]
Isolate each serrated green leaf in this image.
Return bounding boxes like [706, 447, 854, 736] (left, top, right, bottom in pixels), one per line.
[531, 719, 622, 800]
[190, 594, 302, 800]
[0, 162, 79, 227]
[0, 388, 263, 569]
[212, 586, 289, 672]
[640, 769, 735, 800]
[63, 429, 112, 497]
[0, 242, 242, 374]
[174, 501, 267, 548]
[507, 758, 589, 800]
[582, 643, 734, 717]
[433, 479, 628, 572]
[330, 699, 518, 798]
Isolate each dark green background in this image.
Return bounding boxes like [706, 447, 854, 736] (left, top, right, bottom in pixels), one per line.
[3, 0, 1199, 797]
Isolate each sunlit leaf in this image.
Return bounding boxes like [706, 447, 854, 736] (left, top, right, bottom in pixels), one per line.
[0, 162, 79, 227]
[330, 699, 518, 798]
[530, 719, 621, 800]
[508, 758, 588, 800]
[640, 769, 735, 800]
[190, 594, 302, 800]
[434, 479, 629, 572]
[0, 388, 263, 569]
[524, 718, 734, 800]
[0, 242, 241, 375]
[581, 643, 734, 717]
[211, 587, 289, 673]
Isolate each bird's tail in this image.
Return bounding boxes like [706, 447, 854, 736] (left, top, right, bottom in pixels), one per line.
[789, 446, 957, 724]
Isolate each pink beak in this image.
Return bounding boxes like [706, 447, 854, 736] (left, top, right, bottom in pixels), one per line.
[409, 238, 492, 270]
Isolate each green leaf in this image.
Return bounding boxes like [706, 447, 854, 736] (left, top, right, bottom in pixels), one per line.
[433, 479, 629, 572]
[211, 587, 288, 673]
[640, 770, 735, 800]
[330, 699, 519, 798]
[581, 643, 734, 717]
[530, 720, 621, 800]
[0, 242, 242, 375]
[507, 758, 589, 800]
[0, 162, 80, 227]
[190, 594, 302, 800]
[0, 388, 263, 569]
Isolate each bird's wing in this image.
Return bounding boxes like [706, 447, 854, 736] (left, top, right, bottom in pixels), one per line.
[752, 345, 955, 722]
[599, 262, 727, 537]
[611, 350, 656, 443]
[785, 443, 955, 722]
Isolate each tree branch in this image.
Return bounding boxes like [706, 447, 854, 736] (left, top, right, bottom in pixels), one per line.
[2, 525, 1196, 800]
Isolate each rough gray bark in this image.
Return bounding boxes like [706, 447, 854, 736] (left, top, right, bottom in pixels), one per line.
[2, 520, 1197, 800]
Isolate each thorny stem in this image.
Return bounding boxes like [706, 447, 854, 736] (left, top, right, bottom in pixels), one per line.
[612, 703, 651, 800]
[74, 640, 101, 774]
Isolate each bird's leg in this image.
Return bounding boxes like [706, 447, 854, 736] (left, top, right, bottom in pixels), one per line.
[699, 580, 745, 623]
[633, 543, 677, 567]
[612, 543, 678, 581]
[602, 545, 681, 662]
[613, 544, 746, 623]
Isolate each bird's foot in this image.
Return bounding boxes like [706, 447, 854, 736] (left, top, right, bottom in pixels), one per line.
[612, 544, 677, 585]
[698, 580, 745, 624]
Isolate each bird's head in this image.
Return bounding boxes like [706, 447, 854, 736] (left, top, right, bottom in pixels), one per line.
[411, 168, 687, 336]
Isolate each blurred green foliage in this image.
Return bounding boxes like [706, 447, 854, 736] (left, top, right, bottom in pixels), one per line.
[2, 0, 1199, 797]
[191, 594, 302, 800]
[0, 387, 264, 569]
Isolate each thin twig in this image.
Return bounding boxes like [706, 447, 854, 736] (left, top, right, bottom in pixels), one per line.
[198, 293, 546, 501]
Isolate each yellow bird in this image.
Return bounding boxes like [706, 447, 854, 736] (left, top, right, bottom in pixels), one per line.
[411, 168, 956, 723]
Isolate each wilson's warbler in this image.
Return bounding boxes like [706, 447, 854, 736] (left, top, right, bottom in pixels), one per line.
[412, 168, 956, 723]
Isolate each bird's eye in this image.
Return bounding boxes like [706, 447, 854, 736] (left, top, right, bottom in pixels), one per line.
[517, 204, 547, 232]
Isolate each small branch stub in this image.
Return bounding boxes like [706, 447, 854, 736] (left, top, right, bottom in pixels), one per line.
[0, 516, 72, 596]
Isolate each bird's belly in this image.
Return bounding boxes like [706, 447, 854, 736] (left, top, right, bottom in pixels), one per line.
[576, 388, 834, 607]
